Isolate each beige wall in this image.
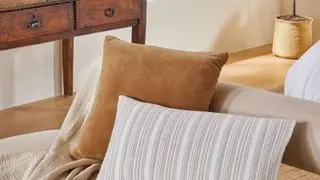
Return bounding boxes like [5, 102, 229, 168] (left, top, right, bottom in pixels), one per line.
[282, 0, 320, 41]
[0, 0, 280, 110]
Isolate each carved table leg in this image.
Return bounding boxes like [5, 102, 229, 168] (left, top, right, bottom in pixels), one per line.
[62, 38, 74, 96]
[132, 0, 147, 44]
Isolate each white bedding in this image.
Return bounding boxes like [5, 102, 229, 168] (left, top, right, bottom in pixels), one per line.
[285, 41, 320, 103]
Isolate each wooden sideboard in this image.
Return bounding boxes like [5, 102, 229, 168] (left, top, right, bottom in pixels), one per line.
[0, 0, 146, 96]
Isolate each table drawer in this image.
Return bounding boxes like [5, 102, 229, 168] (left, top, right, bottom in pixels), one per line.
[0, 3, 73, 44]
[76, 0, 139, 29]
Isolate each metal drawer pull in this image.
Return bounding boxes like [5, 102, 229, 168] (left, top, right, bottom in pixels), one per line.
[27, 20, 42, 29]
[104, 8, 115, 17]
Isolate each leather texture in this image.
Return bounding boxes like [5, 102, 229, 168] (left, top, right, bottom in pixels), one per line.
[72, 36, 228, 160]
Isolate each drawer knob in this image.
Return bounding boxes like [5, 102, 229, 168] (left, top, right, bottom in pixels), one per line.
[27, 20, 42, 29]
[104, 8, 115, 17]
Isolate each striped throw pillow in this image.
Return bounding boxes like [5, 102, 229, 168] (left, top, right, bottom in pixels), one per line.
[98, 96, 295, 180]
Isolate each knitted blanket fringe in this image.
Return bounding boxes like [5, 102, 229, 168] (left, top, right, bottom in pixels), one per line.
[0, 58, 102, 180]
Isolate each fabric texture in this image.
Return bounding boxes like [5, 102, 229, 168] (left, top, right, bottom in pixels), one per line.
[72, 36, 229, 160]
[211, 82, 320, 174]
[0, 130, 59, 153]
[0, 59, 318, 179]
[285, 40, 320, 102]
[98, 96, 295, 180]
[0, 57, 103, 180]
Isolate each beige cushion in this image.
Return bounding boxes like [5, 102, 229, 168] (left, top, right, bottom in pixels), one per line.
[72, 36, 228, 160]
[0, 130, 59, 153]
[210, 82, 320, 174]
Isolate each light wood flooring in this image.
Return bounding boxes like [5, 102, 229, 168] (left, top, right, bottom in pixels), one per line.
[0, 44, 296, 139]
[221, 44, 295, 93]
[0, 96, 73, 138]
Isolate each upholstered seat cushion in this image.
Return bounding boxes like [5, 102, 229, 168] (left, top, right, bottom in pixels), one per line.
[0, 130, 59, 153]
[211, 82, 320, 174]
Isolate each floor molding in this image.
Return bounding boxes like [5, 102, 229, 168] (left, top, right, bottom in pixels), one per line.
[228, 44, 272, 64]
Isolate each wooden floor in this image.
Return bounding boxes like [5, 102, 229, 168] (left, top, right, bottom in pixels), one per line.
[0, 44, 296, 139]
[221, 44, 295, 93]
[0, 96, 73, 139]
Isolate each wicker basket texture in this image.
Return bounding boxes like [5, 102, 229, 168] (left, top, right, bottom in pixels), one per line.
[273, 16, 313, 59]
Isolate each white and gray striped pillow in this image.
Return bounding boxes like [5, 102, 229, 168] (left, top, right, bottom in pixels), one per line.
[98, 96, 295, 180]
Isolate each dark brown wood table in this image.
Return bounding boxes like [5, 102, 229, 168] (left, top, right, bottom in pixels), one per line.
[0, 0, 146, 96]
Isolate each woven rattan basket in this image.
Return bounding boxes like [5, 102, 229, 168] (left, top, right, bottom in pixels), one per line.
[272, 15, 313, 59]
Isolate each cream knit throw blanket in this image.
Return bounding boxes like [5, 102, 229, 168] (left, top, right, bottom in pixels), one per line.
[0, 58, 102, 180]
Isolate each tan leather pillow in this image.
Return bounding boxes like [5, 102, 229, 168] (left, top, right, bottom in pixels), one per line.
[71, 36, 229, 160]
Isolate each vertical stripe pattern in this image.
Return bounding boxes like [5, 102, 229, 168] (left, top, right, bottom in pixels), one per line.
[98, 96, 296, 180]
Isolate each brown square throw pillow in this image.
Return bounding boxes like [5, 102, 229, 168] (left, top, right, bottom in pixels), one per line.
[71, 36, 229, 160]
